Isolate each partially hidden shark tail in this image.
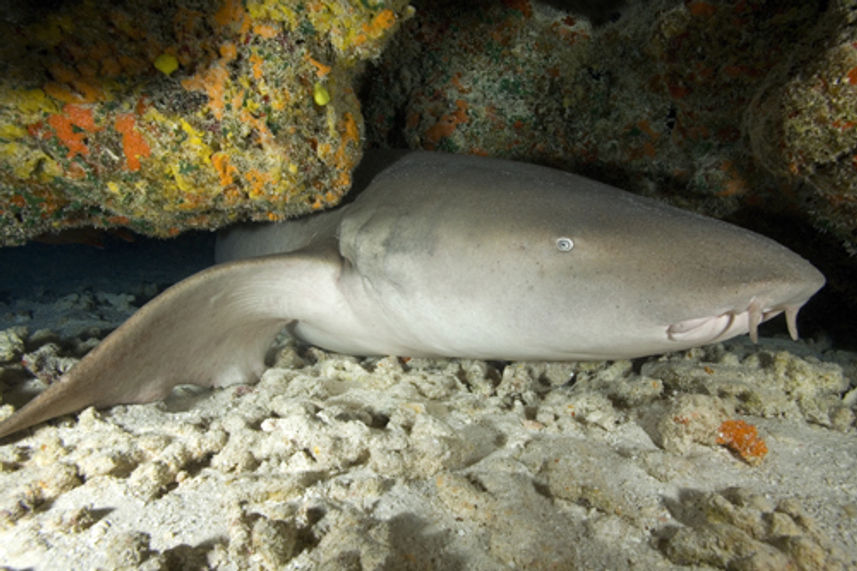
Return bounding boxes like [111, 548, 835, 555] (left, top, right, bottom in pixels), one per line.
[0, 249, 341, 439]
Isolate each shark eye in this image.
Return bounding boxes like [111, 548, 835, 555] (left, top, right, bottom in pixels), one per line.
[555, 237, 574, 252]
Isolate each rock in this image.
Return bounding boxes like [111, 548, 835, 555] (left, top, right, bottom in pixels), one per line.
[0, 0, 409, 244]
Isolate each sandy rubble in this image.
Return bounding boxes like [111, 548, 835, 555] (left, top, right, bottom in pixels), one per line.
[0, 291, 855, 570]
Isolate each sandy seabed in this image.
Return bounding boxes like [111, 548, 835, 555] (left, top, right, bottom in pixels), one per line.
[0, 287, 855, 570]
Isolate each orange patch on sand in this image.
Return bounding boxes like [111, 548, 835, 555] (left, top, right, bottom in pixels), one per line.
[716, 419, 767, 465]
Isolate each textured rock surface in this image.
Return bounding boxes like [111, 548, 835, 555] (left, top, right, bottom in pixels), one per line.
[1, 3, 856, 568]
[746, 0, 857, 254]
[363, 0, 857, 252]
[0, 310, 855, 568]
[0, 235, 854, 568]
[3, 0, 856, 253]
[0, 0, 408, 244]
[1, 249, 856, 570]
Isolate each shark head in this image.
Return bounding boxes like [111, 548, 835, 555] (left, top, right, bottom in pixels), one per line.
[336, 152, 826, 360]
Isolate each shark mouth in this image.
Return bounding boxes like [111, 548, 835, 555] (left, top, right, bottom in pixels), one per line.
[667, 299, 802, 345]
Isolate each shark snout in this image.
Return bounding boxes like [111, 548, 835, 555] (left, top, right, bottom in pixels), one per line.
[666, 261, 825, 346]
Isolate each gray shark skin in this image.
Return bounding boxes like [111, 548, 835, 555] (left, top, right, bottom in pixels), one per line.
[0, 151, 825, 439]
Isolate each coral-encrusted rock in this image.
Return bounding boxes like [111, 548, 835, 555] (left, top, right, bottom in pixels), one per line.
[746, 0, 857, 254]
[362, 0, 857, 263]
[0, 0, 409, 245]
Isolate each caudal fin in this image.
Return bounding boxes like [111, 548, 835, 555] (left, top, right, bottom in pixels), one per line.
[0, 250, 340, 439]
